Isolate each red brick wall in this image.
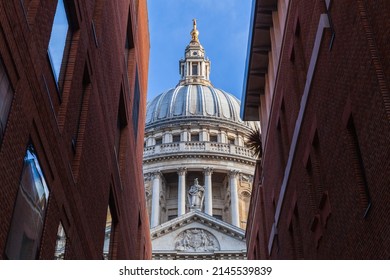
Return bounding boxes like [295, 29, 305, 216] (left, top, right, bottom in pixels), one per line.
[0, 0, 151, 259]
[247, 0, 390, 259]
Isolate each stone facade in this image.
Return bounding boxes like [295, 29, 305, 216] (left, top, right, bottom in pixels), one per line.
[151, 211, 246, 260]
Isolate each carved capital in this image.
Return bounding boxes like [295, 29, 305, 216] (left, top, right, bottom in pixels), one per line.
[177, 167, 187, 176]
[229, 169, 240, 178]
[144, 173, 152, 182]
[203, 167, 213, 176]
[151, 170, 162, 180]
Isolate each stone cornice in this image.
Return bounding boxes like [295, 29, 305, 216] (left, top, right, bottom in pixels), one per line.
[150, 210, 246, 242]
[152, 251, 246, 260]
[143, 152, 256, 166]
[145, 116, 255, 133]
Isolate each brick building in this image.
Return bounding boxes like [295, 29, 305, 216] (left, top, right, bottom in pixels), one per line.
[0, 0, 151, 259]
[241, 0, 390, 259]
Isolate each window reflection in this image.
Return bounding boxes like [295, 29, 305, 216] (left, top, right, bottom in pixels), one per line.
[48, 0, 69, 83]
[54, 223, 67, 260]
[5, 144, 50, 259]
[103, 207, 112, 260]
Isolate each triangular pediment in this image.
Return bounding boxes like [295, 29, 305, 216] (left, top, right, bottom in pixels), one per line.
[150, 211, 247, 259]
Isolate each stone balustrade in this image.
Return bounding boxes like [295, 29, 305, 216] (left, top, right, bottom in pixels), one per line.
[144, 142, 254, 159]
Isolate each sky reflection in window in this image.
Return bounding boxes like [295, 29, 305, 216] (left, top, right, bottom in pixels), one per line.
[48, 0, 69, 82]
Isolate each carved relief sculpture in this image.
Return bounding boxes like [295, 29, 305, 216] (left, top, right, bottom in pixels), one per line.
[175, 228, 220, 252]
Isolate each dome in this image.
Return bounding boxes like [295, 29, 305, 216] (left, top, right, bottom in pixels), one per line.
[143, 21, 257, 245]
[146, 84, 244, 125]
[145, 19, 256, 130]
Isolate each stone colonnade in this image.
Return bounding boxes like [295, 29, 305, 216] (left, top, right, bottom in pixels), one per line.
[149, 168, 241, 228]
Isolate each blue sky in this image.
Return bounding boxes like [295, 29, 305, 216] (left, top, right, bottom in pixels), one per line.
[146, 0, 253, 101]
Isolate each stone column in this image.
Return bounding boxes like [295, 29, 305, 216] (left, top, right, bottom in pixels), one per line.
[229, 170, 240, 227]
[219, 130, 227, 143]
[177, 167, 187, 216]
[151, 171, 162, 228]
[203, 167, 213, 215]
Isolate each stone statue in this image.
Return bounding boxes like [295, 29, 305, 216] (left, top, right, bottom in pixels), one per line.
[188, 178, 204, 211]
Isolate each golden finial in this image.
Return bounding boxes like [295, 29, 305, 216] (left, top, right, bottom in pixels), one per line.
[190, 19, 199, 42]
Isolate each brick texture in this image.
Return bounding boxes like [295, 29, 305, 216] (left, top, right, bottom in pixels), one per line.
[246, 0, 390, 259]
[0, 0, 151, 259]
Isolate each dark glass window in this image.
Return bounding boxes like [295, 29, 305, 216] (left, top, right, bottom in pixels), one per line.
[48, 0, 70, 84]
[133, 70, 140, 140]
[228, 138, 235, 145]
[192, 63, 198, 75]
[191, 133, 199, 142]
[0, 57, 13, 144]
[210, 135, 218, 142]
[116, 88, 127, 160]
[5, 144, 50, 259]
[155, 138, 162, 145]
[172, 135, 180, 143]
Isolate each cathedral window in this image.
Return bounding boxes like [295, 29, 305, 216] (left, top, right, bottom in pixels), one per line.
[210, 135, 218, 142]
[191, 133, 199, 142]
[155, 137, 162, 145]
[192, 63, 198, 75]
[172, 134, 180, 143]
